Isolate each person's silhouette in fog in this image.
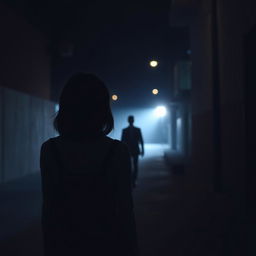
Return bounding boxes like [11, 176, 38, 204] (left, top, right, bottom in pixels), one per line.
[121, 116, 144, 188]
[40, 73, 138, 256]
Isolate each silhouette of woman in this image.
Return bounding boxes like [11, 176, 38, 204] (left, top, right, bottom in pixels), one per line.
[40, 73, 138, 256]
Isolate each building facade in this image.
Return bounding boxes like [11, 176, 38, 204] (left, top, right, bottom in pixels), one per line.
[170, 0, 256, 254]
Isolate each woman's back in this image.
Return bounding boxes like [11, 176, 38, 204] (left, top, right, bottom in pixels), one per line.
[41, 136, 138, 256]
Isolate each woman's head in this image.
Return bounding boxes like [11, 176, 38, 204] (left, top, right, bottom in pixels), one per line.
[54, 73, 114, 138]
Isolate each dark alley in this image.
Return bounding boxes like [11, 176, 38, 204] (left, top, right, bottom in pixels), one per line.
[0, 0, 256, 255]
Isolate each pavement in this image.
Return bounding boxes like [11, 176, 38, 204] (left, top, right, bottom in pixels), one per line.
[0, 144, 245, 256]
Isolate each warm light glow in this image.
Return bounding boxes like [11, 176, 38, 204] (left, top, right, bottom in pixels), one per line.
[152, 89, 159, 95]
[154, 106, 167, 117]
[150, 60, 158, 67]
[112, 94, 118, 101]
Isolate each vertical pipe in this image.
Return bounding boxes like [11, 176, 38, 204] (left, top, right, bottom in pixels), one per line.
[211, 0, 222, 192]
[183, 103, 189, 158]
[171, 105, 177, 150]
[1, 88, 5, 183]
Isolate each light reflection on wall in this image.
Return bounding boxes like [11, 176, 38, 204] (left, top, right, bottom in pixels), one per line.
[176, 117, 182, 152]
[55, 104, 59, 112]
[110, 108, 169, 144]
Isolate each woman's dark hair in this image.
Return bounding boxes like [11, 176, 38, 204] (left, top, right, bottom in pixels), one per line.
[54, 73, 114, 138]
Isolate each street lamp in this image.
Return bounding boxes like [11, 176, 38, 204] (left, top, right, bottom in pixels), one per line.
[112, 94, 118, 101]
[154, 106, 167, 118]
[150, 60, 158, 68]
[152, 89, 159, 95]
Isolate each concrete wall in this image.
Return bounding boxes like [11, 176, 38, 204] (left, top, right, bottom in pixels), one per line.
[170, 1, 256, 253]
[185, 0, 215, 191]
[171, 0, 256, 195]
[216, 0, 256, 200]
[0, 86, 55, 183]
[0, 2, 51, 99]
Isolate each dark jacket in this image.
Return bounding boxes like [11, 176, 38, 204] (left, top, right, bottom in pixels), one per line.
[40, 135, 138, 256]
[121, 126, 143, 156]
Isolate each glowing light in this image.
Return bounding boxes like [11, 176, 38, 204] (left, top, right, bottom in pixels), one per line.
[154, 106, 167, 117]
[55, 104, 59, 112]
[112, 94, 118, 101]
[152, 89, 159, 95]
[150, 60, 158, 67]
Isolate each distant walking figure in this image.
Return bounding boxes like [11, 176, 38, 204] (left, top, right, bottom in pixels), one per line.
[40, 73, 138, 256]
[121, 116, 144, 188]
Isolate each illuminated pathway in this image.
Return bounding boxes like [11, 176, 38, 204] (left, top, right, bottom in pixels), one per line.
[134, 143, 178, 256]
[0, 144, 241, 255]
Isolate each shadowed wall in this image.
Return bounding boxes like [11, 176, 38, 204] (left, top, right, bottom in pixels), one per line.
[0, 2, 50, 100]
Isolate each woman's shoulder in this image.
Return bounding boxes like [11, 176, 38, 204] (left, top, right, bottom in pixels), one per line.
[41, 136, 129, 155]
[105, 137, 129, 155]
[41, 136, 56, 145]
[41, 136, 60, 151]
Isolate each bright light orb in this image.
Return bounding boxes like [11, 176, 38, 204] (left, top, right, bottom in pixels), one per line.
[112, 94, 118, 101]
[152, 89, 159, 95]
[150, 60, 158, 67]
[154, 106, 167, 117]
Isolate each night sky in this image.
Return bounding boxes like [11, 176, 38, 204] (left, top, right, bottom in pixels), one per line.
[4, 0, 189, 108]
